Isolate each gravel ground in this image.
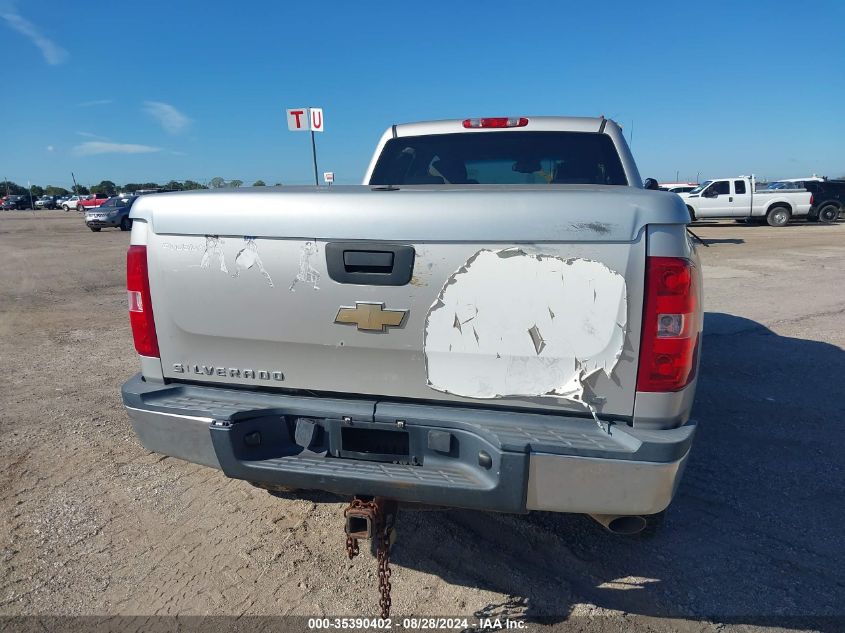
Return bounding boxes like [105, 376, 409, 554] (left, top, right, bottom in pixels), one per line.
[1, 211, 843, 632]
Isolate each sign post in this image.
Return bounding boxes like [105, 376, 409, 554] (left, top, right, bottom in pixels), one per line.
[323, 171, 334, 185]
[309, 108, 323, 186]
[309, 129, 319, 186]
[286, 107, 324, 186]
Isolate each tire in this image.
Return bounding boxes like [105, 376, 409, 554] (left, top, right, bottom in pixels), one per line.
[818, 203, 841, 224]
[686, 206, 696, 222]
[63, 204, 69, 211]
[119, 217, 132, 231]
[766, 205, 790, 227]
[89, 227, 101, 232]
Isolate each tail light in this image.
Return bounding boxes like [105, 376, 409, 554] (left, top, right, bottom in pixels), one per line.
[462, 117, 528, 129]
[637, 257, 699, 392]
[127, 245, 159, 357]
[810, 193, 814, 205]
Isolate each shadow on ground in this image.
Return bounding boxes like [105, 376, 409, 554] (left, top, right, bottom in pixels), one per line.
[692, 219, 841, 228]
[385, 312, 845, 630]
[696, 237, 745, 245]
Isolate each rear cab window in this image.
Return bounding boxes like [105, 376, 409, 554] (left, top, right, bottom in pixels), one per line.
[369, 132, 628, 186]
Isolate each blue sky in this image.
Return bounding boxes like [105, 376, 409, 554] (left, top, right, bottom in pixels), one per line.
[2, 0, 843, 188]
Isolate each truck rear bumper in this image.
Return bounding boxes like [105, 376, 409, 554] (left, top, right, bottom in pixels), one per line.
[122, 373, 695, 515]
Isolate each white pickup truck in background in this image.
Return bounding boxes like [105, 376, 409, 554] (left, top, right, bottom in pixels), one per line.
[680, 175, 813, 226]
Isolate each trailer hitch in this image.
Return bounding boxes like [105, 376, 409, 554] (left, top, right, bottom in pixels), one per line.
[344, 497, 398, 617]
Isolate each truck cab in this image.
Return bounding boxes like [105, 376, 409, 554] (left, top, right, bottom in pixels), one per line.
[685, 178, 750, 218]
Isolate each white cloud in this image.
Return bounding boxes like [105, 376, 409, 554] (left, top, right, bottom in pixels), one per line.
[0, 4, 68, 65]
[76, 131, 110, 140]
[73, 142, 161, 156]
[46, 145, 54, 152]
[77, 99, 113, 107]
[143, 101, 191, 135]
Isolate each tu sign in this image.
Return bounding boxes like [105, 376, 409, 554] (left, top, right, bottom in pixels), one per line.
[285, 107, 325, 185]
[286, 108, 324, 132]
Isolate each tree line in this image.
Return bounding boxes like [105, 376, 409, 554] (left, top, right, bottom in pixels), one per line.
[2, 178, 278, 198]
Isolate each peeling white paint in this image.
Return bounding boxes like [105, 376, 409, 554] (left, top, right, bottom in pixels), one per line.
[424, 249, 627, 407]
[233, 237, 274, 287]
[288, 241, 321, 291]
[200, 236, 229, 274]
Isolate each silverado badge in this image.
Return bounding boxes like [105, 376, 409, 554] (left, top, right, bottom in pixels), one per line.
[334, 302, 408, 332]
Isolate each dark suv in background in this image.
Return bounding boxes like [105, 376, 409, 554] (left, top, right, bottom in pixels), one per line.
[806, 180, 845, 223]
[84, 195, 139, 231]
[35, 195, 60, 209]
[1, 195, 33, 210]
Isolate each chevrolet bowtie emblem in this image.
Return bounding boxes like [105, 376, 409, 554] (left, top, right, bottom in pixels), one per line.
[334, 302, 408, 332]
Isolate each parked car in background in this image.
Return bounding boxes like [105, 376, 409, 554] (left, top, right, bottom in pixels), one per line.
[35, 195, 60, 209]
[78, 193, 111, 210]
[805, 180, 845, 223]
[85, 195, 138, 231]
[660, 183, 698, 194]
[62, 195, 84, 211]
[1, 195, 33, 210]
[764, 176, 824, 190]
[764, 179, 822, 191]
[682, 176, 813, 226]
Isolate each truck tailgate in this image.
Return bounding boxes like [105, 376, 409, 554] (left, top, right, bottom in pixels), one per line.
[133, 186, 687, 418]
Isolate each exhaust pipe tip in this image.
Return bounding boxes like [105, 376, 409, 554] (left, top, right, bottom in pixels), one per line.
[588, 513, 647, 535]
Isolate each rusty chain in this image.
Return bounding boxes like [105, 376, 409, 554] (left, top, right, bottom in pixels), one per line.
[345, 533, 359, 559]
[377, 508, 394, 618]
[344, 497, 395, 618]
[344, 497, 370, 560]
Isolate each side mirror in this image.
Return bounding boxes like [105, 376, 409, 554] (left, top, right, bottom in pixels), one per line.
[643, 177, 659, 190]
[703, 188, 718, 198]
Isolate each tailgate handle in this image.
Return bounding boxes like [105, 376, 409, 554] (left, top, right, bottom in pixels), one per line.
[326, 242, 415, 286]
[343, 250, 394, 272]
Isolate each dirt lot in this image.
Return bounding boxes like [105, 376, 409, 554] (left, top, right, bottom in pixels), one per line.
[1, 210, 843, 632]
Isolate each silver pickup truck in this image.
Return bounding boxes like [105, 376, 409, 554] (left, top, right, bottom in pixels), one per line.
[121, 116, 701, 535]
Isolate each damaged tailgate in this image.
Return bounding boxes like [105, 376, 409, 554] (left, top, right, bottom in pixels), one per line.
[133, 186, 675, 419]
